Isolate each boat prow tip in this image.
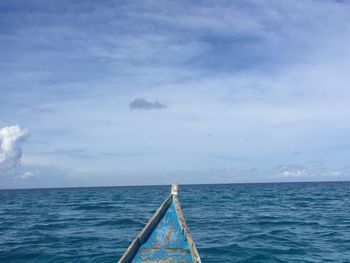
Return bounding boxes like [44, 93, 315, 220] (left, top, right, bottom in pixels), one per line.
[171, 183, 179, 195]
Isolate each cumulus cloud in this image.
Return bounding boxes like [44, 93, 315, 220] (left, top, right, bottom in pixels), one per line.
[0, 125, 29, 177]
[129, 98, 167, 110]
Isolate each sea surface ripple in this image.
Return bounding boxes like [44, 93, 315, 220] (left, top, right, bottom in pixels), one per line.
[1, 182, 350, 262]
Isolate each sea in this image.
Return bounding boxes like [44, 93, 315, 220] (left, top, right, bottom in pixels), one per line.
[1, 182, 350, 262]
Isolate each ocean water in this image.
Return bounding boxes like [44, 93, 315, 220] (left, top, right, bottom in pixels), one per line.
[1, 182, 350, 262]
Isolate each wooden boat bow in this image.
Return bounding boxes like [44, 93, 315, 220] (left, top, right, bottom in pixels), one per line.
[117, 184, 201, 263]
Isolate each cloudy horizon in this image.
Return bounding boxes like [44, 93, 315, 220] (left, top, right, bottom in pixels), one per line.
[1, 0, 350, 189]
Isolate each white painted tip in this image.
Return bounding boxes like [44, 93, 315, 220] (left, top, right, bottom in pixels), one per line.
[171, 184, 179, 195]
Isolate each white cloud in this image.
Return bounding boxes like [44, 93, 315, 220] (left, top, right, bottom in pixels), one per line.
[280, 169, 307, 178]
[0, 125, 29, 177]
[279, 165, 307, 178]
[21, 171, 35, 179]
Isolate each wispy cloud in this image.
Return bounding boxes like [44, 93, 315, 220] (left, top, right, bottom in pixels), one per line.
[32, 107, 55, 115]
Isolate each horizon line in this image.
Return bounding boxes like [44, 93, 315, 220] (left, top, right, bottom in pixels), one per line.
[1, 179, 349, 191]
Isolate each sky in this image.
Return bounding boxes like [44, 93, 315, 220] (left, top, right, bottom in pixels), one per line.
[1, 0, 350, 189]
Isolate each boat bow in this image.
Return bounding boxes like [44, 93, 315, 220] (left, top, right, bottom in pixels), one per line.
[118, 184, 201, 263]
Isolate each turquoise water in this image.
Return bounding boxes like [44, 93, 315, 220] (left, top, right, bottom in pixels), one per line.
[1, 182, 350, 262]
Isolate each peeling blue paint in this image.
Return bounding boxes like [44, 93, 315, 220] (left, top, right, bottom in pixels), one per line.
[132, 199, 193, 262]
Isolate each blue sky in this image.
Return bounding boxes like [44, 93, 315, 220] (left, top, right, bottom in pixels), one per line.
[1, 0, 350, 188]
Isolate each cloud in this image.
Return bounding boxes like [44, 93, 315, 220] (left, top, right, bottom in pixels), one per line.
[21, 171, 35, 179]
[278, 165, 307, 178]
[321, 170, 344, 177]
[0, 125, 29, 176]
[129, 98, 167, 110]
[32, 107, 55, 114]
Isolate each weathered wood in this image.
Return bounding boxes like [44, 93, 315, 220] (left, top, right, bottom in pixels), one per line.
[173, 195, 201, 263]
[117, 194, 172, 263]
[117, 184, 201, 263]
